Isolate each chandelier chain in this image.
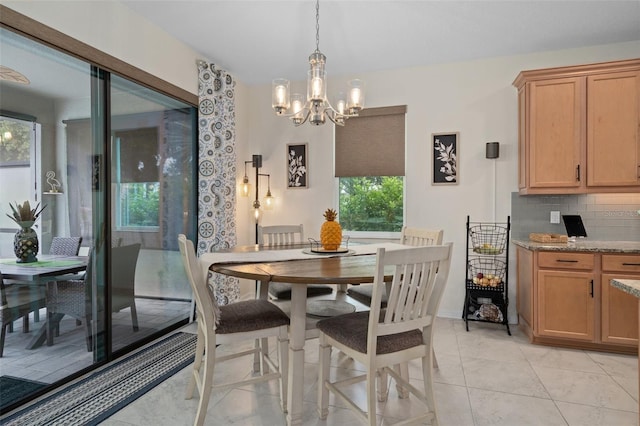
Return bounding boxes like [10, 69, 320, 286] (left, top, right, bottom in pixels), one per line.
[315, 0, 320, 52]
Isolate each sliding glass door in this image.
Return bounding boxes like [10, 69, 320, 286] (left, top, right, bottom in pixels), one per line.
[108, 75, 195, 354]
[0, 26, 196, 413]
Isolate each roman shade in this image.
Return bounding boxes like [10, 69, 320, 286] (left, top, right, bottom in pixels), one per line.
[117, 127, 159, 183]
[335, 105, 407, 177]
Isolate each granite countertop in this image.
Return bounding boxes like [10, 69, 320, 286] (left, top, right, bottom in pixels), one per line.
[512, 239, 640, 254]
[611, 279, 640, 299]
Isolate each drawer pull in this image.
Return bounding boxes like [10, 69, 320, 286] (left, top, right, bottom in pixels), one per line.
[556, 259, 578, 263]
[622, 262, 640, 266]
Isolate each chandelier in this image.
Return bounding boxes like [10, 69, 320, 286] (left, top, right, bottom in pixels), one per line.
[271, 0, 365, 126]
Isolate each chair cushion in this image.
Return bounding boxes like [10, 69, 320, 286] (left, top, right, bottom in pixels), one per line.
[317, 310, 423, 355]
[217, 300, 289, 334]
[268, 282, 333, 300]
[347, 284, 388, 308]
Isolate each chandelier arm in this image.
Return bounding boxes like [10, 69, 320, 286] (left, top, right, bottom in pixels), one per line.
[325, 110, 346, 126]
[273, 106, 312, 122]
[324, 103, 360, 118]
[293, 109, 312, 127]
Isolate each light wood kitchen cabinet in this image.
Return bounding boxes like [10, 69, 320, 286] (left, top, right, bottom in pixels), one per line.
[587, 71, 640, 188]
[513, 58, 640, 195]
[523, 77, 584, 192]
[601, 254, 640, 345]
[536, 253, 595, 341]
[516, 246, 638, 354]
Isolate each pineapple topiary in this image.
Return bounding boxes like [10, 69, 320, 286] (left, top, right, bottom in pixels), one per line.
[320, 208, 342, 251]
[7, 201, 46, 263]
[6, 200, 46, 227]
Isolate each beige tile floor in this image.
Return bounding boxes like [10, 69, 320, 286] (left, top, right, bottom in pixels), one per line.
[100, 317, 639, 426]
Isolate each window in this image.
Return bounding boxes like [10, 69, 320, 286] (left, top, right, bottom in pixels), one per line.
[114, 127, 160, 230]
[0, 115, 32, 167]
[118, 182, 160, 228]
[335, 106, 407, 236]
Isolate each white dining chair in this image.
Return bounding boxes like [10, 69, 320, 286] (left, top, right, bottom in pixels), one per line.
[178, 234, 289, 426]
[348, 226, 444, 386]
[257, 224, 333, 300]
[348, 227, 444, 307]
[317, 243, 453, 426]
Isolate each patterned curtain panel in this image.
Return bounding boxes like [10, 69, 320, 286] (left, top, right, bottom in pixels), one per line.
[197, 61, 239, 305]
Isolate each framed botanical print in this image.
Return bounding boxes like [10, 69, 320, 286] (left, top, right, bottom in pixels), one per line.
[287, 143, 308, 188]
[432, 132, 458, 185]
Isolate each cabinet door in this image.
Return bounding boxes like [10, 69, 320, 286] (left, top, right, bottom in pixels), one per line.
[528, 77, 584, 190]
[601, 273, 639, 346]
[537, 270, 594, 341]
[587, 71, 640, 187]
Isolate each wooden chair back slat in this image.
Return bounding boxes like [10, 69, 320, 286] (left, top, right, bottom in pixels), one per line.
[370, 244, 453, 342]
[258, 224, 304, 246]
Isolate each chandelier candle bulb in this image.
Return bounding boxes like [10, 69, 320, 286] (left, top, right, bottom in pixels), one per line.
[347, 79, 365, 113]
[308, 69, 326, 101]
[335, 96, 346, 114]
[272, 79, 290, 112]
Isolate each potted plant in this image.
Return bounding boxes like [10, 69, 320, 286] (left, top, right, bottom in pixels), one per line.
[6, 200, 46, 263]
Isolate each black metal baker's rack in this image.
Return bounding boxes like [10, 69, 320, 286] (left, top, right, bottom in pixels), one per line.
[462, 216, 511, 335]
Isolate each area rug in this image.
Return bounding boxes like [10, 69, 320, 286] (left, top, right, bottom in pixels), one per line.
[0, 376, 47, 412]
[2, 331, 197, 426]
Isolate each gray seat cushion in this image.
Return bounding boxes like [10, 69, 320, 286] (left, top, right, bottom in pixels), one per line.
[347, 284, 388, 308]
[268, 282, 333, 299]
[217, 300, 289, 334]
[317, 310, 423, 355]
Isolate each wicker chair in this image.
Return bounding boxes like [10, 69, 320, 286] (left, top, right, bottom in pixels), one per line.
[7, 236, 83, 328]
[47, 243, 141, 350]
[111, 243, 141, 331]
[0, 272, 46, 357]
[50, 236, 83, 256]
[46, 250, 93, 350]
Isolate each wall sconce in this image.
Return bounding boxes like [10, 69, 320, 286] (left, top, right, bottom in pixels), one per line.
[486, 142, 500, 159]
[240, 160, 252, 197]
[241, 154, 274, 242]
[262, 174, 274, 210]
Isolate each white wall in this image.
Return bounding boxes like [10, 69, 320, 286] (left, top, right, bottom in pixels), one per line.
[245, 42, 640, 319]
[6, 1, 640, 319]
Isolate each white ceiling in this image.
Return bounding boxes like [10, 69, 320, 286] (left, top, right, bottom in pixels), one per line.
[122, 0, 640, 86]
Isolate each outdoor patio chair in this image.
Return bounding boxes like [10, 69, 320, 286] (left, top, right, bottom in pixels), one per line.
[0, 272, 46, 357]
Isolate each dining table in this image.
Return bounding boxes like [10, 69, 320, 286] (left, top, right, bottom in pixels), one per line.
[201, 241, 406, 426]
[0, 254, 87, 349]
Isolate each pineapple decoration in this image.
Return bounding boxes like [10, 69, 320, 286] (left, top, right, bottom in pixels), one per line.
[320, 208, 342, 251]
[7, 200, 46, 263]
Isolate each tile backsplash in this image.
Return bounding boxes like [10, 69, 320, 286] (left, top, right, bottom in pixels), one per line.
[511, 192, 640, 241]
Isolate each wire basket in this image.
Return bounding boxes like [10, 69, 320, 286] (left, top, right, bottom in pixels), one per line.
[466, 257, 506, 290]
[469, 223, 508, 255]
